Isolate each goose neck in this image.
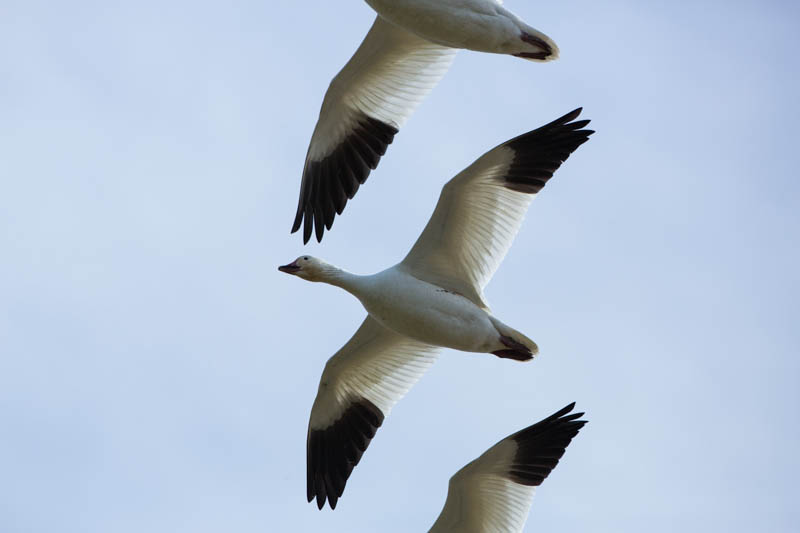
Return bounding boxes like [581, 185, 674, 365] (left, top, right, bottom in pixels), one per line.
[322, 266, 368, 297]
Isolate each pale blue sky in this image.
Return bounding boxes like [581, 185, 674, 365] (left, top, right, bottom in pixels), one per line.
[1, 1, 799, 531]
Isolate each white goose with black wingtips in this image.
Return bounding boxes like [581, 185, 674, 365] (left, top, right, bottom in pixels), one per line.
[293, 0, 561, 243]
[280, 109, 593, 509]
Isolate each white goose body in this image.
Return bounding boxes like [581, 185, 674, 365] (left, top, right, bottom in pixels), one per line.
[338, 266, 501, 353]
[364, 0, 554, 56]
[280, 110, 593, 509]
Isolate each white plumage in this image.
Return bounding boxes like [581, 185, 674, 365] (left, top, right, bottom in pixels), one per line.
[280, 109, 593, 509]
[292, 0, 561, 243]
[429, 404, 586, 532]
[308, 316, 440, 430]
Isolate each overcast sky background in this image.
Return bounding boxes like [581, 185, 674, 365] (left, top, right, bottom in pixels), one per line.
[2, 1, 799, 531]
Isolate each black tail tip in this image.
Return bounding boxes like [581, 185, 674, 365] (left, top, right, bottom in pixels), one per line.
[492, 349, 534, 362]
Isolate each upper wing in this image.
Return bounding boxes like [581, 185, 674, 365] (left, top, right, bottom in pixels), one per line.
[399, 109, 593, 308]
[292, 16, 456, 243]
[307, 316, 440, 509]
[428, 403, 586, 533]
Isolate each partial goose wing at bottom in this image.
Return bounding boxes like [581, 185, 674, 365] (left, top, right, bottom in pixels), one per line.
[428, 403, 586, 533]
[293, 16, 456, 243]
[307, 316, 440, 509]
[399, 109, 594, 309]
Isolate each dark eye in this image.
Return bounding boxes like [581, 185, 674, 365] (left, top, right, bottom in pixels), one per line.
[303, 256, 309, 261]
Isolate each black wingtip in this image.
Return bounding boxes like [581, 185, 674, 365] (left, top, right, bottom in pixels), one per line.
[506, 403, 587, 487]
[551, 402, 576, 418]
[292, 113, 398, 244]
[307, 397, 385, 510]
[500, 108, 593, 195]
[555, 107, 582, 125]
[315, 491, 324, 510]
[314, 215, 325, 243]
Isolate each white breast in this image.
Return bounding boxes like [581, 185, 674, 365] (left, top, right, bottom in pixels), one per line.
[365, 0, 521, 53]
[358, 268, 498, 352]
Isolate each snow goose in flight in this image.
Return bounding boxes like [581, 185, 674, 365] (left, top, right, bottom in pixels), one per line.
[279, 109, 593, 508]
[292, 0, 561, 243]
[428, 403, 586, 532]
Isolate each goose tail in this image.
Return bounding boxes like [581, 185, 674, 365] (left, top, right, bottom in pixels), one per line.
[489, 316, 539, 361]
[514, 24, 559, 62]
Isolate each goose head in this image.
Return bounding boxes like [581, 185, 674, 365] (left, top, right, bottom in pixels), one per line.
[278, 255, 328, 282]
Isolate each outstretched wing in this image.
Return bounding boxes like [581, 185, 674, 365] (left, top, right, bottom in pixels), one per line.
[293, 16, 456, 243]
[307, 316, 440, 509]
[400, 109, 593, 308]
[429, 403, 586, 532]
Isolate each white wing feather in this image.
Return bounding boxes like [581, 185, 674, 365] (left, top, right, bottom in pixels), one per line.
[309, 316, 439, 428]
[429, 440, 535, 533]
[428, 403, 586, 532]
[400, 146, 531, 308]
[308, 16, 455, 161]
[399, 109, 592, 308]
[294, 16, 456, 242]
[306, 316, 439, 509]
